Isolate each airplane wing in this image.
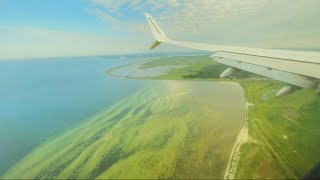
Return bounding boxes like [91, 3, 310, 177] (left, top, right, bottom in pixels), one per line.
[144, 13, 320, 96]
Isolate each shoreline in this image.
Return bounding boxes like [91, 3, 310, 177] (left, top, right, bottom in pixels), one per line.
[105, 61, 249, 179]
[223, 85, 250, 179]
[106, 65, 235, 82]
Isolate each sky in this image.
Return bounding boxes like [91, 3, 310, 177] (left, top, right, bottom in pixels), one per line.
[0, 0, 319, 60]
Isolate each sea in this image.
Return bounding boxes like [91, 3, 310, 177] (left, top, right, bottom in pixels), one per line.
[0, 52, 204, 175]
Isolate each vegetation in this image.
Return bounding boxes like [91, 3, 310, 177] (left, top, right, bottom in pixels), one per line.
[235, 80, 320, 179]
[130, 55, 257, 80]
[109, 55, 320, 179]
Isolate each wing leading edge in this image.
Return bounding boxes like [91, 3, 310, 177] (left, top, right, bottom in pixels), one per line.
[144, 13, 320, 96]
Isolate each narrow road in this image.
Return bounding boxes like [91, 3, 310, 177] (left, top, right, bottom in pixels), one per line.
[224, 85, 250, 179]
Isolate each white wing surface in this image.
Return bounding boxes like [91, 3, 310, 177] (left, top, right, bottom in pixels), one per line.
[144, 13, 320, 96]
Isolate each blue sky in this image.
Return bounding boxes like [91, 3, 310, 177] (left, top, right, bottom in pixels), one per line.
[0, 0, 110, 35]
[0, 0, 319, 60]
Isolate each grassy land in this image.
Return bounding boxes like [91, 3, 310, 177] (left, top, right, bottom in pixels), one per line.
[235, 81, 320, 179]
[138, 55, 256, 80]
[109, 55, 320, 179]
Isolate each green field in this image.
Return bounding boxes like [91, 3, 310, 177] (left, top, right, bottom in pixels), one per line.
[109, 55, 320, 179]
[235, 81, 320, 179]
[148, 55, 259, 80]
[3, 81, 244, 179]
[108, 55, 257, 80]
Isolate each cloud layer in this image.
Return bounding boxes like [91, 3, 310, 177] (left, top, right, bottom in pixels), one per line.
[91, 0, 320, 50]
[1, 0, 319, 59]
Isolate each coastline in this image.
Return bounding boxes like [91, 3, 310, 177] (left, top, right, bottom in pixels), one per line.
[223, 84, 250, 179]
[106, 55, 319, 179]
[105, 60, 248, 178]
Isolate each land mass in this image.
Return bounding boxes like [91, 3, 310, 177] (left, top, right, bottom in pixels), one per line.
[108, 55, 320, 179]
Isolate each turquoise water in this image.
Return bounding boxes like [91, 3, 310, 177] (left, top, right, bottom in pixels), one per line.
[0, 55, 148, 175]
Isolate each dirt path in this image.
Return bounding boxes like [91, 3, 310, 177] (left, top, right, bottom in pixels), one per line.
[224, 86, 250, 179]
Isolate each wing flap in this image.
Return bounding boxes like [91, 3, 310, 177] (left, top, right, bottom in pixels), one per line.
[213, 56, 318, 89]
[213, 52, 320, 79]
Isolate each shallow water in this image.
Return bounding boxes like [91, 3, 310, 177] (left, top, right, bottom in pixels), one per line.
[0, 56, 145, 174]
[3, 80, 245, 179]
[0, 53, 244, 178]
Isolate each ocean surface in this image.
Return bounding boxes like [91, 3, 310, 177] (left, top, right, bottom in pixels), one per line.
[0, 54, 157, 175]
[0, 52, 231, 176]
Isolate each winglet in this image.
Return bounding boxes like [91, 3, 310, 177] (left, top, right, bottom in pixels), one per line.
[149, 40, 162, 50]
[144, 13, 168, 50]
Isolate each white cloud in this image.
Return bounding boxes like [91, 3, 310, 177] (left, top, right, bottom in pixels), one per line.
[90, 0, 127, 13]
[87, 8, 148, 34]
